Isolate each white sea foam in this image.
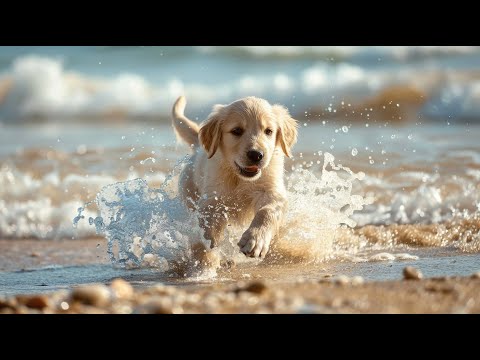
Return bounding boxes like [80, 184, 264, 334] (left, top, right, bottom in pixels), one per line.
[422, 81, 480, 120]
[1, 55, 373, 119]
[353, 179, 480, 227]
[0, 162, 168, 239]
[5, 54, 480, 121]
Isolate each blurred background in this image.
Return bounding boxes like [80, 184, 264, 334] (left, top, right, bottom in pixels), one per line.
[1, 46, 479, 241]
[1, 46, 480, 123]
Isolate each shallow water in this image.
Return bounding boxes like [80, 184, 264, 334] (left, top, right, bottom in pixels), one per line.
[0, 243, 477, 297]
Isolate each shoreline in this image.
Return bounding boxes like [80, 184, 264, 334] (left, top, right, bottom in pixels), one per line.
[1, 239, 479, 313]
[1, 273, 480, 314]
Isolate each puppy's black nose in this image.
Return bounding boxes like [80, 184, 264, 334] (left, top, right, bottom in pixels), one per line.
[247, 150, 263, 163]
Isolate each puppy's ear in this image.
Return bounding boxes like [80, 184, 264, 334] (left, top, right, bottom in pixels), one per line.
[273, 104, 298, 157]
[199, 104, 224, 159]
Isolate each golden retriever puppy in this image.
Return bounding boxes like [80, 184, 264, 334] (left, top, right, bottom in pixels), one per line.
[171, 96, 298, 258]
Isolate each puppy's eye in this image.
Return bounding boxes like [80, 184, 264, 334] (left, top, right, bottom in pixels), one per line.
[265, 128, 273, 136]
[231, 128, 244, 136]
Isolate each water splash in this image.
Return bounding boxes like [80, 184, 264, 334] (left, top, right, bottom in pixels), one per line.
[74, 153, 369, 273]
[274, 152, 368, 262]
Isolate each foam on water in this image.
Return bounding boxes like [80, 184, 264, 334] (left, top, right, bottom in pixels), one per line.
[0, 159, 167, 239]
[3, 53, 480, 122]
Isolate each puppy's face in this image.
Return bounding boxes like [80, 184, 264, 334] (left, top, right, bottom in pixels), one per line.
[199, 97, 298, 181]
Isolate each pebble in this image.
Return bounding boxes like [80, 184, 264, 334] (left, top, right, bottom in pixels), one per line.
[471, 272, 480, 279]
[146, 284, 177, 296]
[110, 278, 134, 300]
[71, 284, 111, 307]
[134, 297, 173, 314]
[351, 276, 364, 286]
[0, 297, 15, 311]
[24, 295, 50, 309]
[318, 278, 332, 284]
[240, 281, 268, 294]
[334, 275, 351, 285]
[403, 266, 423, 280]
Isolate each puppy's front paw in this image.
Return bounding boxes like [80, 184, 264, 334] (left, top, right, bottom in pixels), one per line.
[238, 228, 271, 258]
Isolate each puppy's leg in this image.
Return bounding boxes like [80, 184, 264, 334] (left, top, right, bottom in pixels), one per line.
[198, 198, 227, 249]
[238, 193, 287, 258]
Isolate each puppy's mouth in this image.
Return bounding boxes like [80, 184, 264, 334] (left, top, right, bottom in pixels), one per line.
[235, 162, 261, 178]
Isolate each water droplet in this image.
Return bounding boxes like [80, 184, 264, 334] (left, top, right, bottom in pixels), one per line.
[391, 134, 396, 139]
[121, 136, 126, 140]
[408, 134, 413, 140]
[351, 148, 358, 156]
[365, 123, 369, 127]
[342, 126, 349, 133]
[396, 103, 400, 107]
[369, 159, 374, 164]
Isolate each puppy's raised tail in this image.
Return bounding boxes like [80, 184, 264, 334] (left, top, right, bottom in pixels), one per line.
[172, 96, 200, 146]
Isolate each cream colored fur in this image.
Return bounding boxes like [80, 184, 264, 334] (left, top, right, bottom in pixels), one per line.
[171, 96, 298, 258]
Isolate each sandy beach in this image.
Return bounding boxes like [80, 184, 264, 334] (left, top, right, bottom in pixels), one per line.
[2, 271, 480, 314]
[1, 238, 479, 314]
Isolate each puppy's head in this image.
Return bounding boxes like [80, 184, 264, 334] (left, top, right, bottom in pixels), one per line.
[199, 97, 298, 181]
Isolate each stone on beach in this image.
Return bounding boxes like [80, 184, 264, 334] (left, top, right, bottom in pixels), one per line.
[403, 266, 423, 280]
[471, 271, 480, 279]
[24, 295, 51, 309]
[236, 281, 268, 295]
[71, 284, 111, 307]
[134, 297, 173, 314]
[110, 278, 134, 300]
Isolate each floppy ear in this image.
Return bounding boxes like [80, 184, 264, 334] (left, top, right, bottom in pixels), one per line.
[199, 104, 224, 159]
[273, 104, 298, 157]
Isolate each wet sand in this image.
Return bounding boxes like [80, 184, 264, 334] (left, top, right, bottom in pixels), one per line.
[0, 239, 108, 272]
[2, 273, 480, 314]
[1, 239, 479, 314]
